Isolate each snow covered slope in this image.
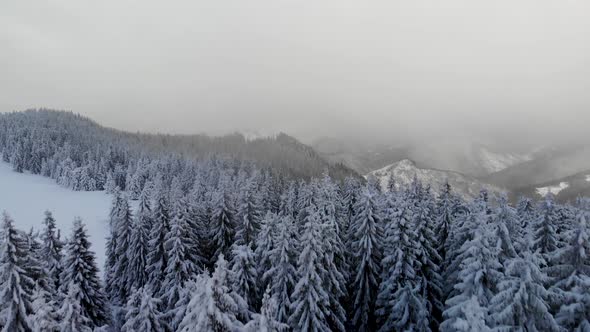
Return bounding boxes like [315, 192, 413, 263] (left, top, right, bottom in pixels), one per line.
[367, 159, 503, 199]
[0, 162, 115, 272]
[476, 148, 532, 174]
[536, 182, 570, 197]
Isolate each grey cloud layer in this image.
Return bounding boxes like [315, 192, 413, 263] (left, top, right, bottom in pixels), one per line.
[1, 0, 589, 145]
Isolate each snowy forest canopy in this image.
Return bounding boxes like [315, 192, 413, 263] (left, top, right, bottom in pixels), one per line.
[0, 109, 589, 331]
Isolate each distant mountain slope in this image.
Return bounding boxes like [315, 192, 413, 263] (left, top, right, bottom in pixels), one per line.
[313, 137, 531, 177]
[367, 159, 503, 199]
[483, 145, 590, 190]
[0, 109, 358, 180]
[511, 169, 590, 203]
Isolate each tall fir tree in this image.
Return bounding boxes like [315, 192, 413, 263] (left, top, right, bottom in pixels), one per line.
[122, 287, 164, 332]
[146, 177, 171, 296]
[230, 244, 259, 311]
[441, 221, 501, 332]
[552, 210, 590, 331]
[349, 186, 383, 332]
[210, 180, 236, 260]
[489, 251, 560, 331]
[263, 217, 296, 326]
[376, 194, 426, 331]
[127, 186, 152, 291]
[57, 284, 93, 332]
[60, 218, 109, 328]
[288, 207, 331, 332]
[0, 213, 33, 332]
[39, 211, 64, 295]
[177, 255, 248, 332]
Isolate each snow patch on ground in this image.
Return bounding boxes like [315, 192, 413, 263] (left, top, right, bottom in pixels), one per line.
[0, 162, 115, 273]
[536, 182, 569, 197]
[586, 175, 590, 182]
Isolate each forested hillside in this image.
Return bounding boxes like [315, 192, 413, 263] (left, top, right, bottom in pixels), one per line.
[0, 109, 589, 332]
[0, 109, 357, 190]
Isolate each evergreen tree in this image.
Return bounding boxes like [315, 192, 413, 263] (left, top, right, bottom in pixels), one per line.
[450, 296, 491, 332]
[110, 193, 134, 305]
[127, 186, 151, 291]
[349, 186, 382, 332]
[376, 195, 425, 331]
[245, 287, 289, 332]
[490, 195, 518, 264]
[288, 207, 331, 332]
[230, 244, 259, 311]
[60, 218, 109, 328]
[29, 286, 59, 332]
[177, 255, 248, 332]
[489, 251, 560, 331]
[315, 176, 347, 332]
[122, 287, 164, 332]
[210, 182, 236, 260]
[235, 181, 262, 246]
[255, 212, 278, 293]
[39, 211, 64, 294]
[146, 178, 171, 295]
[552, 210, 590, 331]
[263, 218, 296, 326]
[435, 182, 456, 266]
[533, 194, 561, 259]
[413, 196, 444, 330]
[161, 195, 199, 330]
[0, 213, 33, 332]
[441, 222, 501, 332]
[57, 284, 92, 332]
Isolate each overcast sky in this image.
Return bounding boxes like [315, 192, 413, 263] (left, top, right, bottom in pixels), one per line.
[1, 0, 589, 145]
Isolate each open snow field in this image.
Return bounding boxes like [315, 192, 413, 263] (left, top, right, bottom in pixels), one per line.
[0, 162, 114, 272]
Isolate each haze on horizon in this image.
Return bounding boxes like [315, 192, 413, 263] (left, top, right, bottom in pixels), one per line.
[2, 0, 589, 148]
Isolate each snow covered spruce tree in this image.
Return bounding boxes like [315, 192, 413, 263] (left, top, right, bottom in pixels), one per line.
[440, 217, 501, 332]
[0, 213, 33, 332]
[552, 210, 590, 331]
[235, 178, 263, 247]
[349, 185, 383, 332]
[263, 216, 296, 326]
[57, 284, 92, 332]
[147, 175, 171, 296]
[122, 286, 164, 332]
[256, 211, 279, 294]
[488, 251, 560, 331]
[533, 194, 562, 262]
[315, 176, 348, 332]
[127, 186, 152, 292]
[412, 189, 444, 330]
[177, 255, 249, 332]
[40, 210, 64, 294]
[60, 217, 109, 329]
[210, 175, 237, 260]
[288, 207, 332, 332]
[245, 287, 288, 332]
[434, 182, 457, 270]
[376, 192, 429, 332]
[29, 285, 59, 332]
[230, 244, 259, 311]
[489, 195, 518, 264]
[161, 194, 199, 330]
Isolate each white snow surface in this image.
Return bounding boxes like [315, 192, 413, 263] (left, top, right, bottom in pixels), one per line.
[0, 162, 116, 273]
[586, 175, 590, 182]
[536, 182, 570, 197]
